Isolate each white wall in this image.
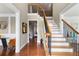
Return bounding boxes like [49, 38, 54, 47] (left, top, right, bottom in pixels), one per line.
[37, 19, 42, 43]
[53, 3, 69, 26]
[0, 17, 16, 45]
[13, 3, 28, 49]
[64, 4, 79, 16]
[0, 17, 16, 34]
[0, 17, 8, 34]
[0, 4, 15, 14]
[11, 17, 16, 34]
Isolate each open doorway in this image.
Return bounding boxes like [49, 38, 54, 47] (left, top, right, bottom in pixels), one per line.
[29, 21, 37, 43]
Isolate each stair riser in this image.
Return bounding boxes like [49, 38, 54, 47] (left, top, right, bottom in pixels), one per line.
[51, 28, 60, 30]
[51, 28, 60, 29]
[49, 26, 58, 27]
[51, 29, 59, 30]
[50, 46, 71, 48]
[51, 33, 61, 34]
[51, 48, 73, 52]
[51, 30, 60, 32]
[51, 36, 63, 37]
[51, 35, 63, 37]
[51, 38, 66, 41]
[51, 43, 69, 46]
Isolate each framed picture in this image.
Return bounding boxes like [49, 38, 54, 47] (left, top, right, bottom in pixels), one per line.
[0, 21, 8, 29]
[22, 22, 27, 33]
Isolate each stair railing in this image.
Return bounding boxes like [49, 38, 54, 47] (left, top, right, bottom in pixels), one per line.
[62, 19, 79, 56]
[36, 4, 52, 55]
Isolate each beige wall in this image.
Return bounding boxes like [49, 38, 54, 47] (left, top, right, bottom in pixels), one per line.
[53, 3, 69, 26]
[13, 3, 28, 49]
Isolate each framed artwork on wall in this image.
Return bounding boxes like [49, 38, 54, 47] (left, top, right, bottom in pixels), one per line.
[22, 22, 27, 33]
[0, 21, 7, 29]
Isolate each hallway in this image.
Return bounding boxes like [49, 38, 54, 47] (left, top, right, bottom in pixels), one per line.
[17, 38, 46, 56]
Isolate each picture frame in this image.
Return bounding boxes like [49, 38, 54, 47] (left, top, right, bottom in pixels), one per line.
[22, 22, 27, 33]
[0, 21, 8, 29]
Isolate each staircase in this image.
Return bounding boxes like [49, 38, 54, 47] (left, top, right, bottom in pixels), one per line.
[47, 19, 74, 56]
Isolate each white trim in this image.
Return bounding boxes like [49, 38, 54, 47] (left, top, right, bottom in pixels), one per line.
[20, 41, 29, 50]
[60, 4, 76, 15]
[51, 38, 66, 41]
[51, 48, 73, 52]
[46, 16, 53, 18]
[59, 15, 64, 34]
[37, 41, 40, 46]
[8, 16, 11, 34]
[28, 19, 37, 21]
[27, 13, 38, 15]
[77, 34, 79, 43]
[15, 12, 20, 53]
[37, 41, 40, 43]
[29, 5, 32, 13]
[0, 14, 16, 17]
[4, 3, 19, 12]
[27, 20, 29, 44]
[51, 42, 69, 46]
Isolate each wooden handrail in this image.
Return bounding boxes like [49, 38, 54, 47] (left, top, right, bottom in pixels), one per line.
[29, 4, 51, 34]
[29, 4, 52, 55]
[62, 19, 79, 34]
[36, 4, 51, 56]
[36, 5, 52, 36]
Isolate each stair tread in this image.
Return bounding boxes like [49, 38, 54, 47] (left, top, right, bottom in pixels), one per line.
[51, 48, 73, 52]
[50, 46, 72, 48]
[51, 52, 75, 56]
[51, 31, 61, 32]
[51, 34, 63, 36]
[50, 41, 68, 43]
[51, 42, 69, 46]
[51, 38, 66, 40]
[51, 40, 66, 41]
[50, 27, 59, 28]
[50, 41, 67, 42]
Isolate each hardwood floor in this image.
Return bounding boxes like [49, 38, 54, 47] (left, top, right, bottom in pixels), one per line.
[16, 38, 46, 56]
[0, 47, 15, 56]
[0, 38, 45, 56]
[0, 38, 79, 56]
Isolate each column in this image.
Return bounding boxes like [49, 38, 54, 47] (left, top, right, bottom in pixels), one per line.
[15, 12, 20, 53]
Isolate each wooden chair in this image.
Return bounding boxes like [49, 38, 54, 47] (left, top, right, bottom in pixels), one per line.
[8, 39, 16, 49]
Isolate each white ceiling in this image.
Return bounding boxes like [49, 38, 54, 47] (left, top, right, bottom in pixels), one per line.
[0, 4, 18, 14]
[64, 4, 79, 16]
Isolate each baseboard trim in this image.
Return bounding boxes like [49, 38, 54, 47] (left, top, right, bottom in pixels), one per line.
[20, 41, 29, 51]
[37, 41, 40, 44]
[43, 42, 50, 56]
[46, 16, 53, 18]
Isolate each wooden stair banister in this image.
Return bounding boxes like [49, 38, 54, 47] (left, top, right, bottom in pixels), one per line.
[29, 4, 52, 55]
[36, 5, 52, 55]
[62, 19, 79, 34]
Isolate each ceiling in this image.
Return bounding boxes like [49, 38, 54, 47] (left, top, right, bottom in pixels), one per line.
[0, 4, 18, 14]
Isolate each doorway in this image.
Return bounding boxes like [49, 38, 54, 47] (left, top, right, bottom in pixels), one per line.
[29, 21, 37, 43]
